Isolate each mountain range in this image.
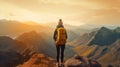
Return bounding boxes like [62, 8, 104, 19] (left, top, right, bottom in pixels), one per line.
[72, 27, 120, 67]
[0, 19, 120, 67]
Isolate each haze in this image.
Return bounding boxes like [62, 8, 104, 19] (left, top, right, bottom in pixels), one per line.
[0, 0, 120, 26]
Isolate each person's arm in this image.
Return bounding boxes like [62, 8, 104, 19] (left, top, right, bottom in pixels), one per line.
[53, 29, 57, 41]
[65, 30, 68, 39]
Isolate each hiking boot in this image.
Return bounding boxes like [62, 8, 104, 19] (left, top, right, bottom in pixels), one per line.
[56, 62, 60, 67]
[61, 62, 64, 67]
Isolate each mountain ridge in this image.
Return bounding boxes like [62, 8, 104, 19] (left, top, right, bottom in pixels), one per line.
[89, 27, 120, 46]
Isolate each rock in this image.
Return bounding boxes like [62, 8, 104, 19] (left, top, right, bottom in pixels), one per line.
[107, 64, 114, 67]
[19, 53, 56, 67]
[65, 55, 102, 67]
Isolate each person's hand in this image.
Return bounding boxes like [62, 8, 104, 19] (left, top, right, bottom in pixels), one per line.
[55, 41, 58, 45]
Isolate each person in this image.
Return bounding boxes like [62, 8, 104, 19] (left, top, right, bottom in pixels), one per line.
[53, 19, 68, 66]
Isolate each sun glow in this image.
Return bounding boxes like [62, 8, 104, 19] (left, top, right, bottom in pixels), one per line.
[1, 0, 120, 26]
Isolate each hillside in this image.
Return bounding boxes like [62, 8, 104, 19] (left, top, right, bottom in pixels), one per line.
[0, 19, 91, 41]
[15, 31, 56, 57]
[68, 31, 96, 46]
[72, 27, 120, 67]
[0, 19, 51, 37]
[0, 34, 55, 67]
[114, 27, 120, 32]
[18, 54, 56, 67]
[0, 36, 23, 67]
[89, 27, 120, 46]
[0, 36, 16, 51]
[15, 31, 75, 58]
[1, 19, 119, 67]
[98, 40, 120, 67]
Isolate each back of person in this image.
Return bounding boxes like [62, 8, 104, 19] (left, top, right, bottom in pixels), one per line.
[53, 19, 68, 66]
[56, 27, 67, 45]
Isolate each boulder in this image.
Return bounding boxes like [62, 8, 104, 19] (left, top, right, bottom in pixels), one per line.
[65, 55, 102, 67]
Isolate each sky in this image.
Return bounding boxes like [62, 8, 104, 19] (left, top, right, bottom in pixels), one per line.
[0, 0, 120, 26]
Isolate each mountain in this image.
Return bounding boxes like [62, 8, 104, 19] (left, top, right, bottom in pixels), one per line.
[0, 33, 75, 67]
[88, 27, 120, 66]
[98, 39, 120, 67]
[68, 31, 96, 46]
[114, 27, 120, 32]
[15, 31, 56, 57]
[41, 22, 92, 41]
[0, 36, 16, 51]
[0, 36, 23, 67]
[0, 51, 23, 67]
[0, 19, 93, 42]
[0, 19, 50, 37]
[72, 27, 120, 67]
[0, 34, 54, 67]
[0, 19, 79, 58]
[88, 39, 120, 67]
[15, 31, 75, 59]
[89, 27, 120, 46]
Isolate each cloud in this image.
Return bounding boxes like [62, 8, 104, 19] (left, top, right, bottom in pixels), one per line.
[0, 0, 120, 26]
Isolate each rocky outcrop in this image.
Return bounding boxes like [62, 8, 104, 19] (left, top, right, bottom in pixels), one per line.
[65, 55, 102, 67]
[18, 53, 56, 67]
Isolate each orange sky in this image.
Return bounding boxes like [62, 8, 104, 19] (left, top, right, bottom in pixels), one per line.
[0, 0, 120, 26]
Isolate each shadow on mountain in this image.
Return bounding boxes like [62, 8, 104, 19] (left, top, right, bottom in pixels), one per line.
[0, 31, 75, 67]
[89, 27, 120, 46]
[72, 27, 120, 67]
[0, 21, 120, 67]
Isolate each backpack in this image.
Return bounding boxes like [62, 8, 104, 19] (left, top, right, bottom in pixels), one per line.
[56, 27, 67, 45]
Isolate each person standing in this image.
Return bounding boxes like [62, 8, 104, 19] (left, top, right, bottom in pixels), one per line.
[53, 19, 68, 66]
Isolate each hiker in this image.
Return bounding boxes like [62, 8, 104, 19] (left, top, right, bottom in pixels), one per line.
[53, 19, 68, 66]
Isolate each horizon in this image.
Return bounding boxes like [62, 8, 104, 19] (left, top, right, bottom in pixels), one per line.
[0, 0, 120, 26]
[0, 19, 120, 30]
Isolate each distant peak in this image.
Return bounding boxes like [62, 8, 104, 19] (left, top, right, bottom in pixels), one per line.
[16, 31, 39, 39]
[89, 27, 120, 46]
[98, 27, 112, 33]
[114, 27, 120, 32]
[115, 27, 120, 30]
[23, 21, 39, 25]
[0, 36, 13, 40]
[100, 27, 110, 30]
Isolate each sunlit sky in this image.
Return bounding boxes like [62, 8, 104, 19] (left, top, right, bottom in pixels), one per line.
[0, 0, 120, 26]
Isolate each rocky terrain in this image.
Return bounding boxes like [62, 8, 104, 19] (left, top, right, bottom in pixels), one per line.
[18, 53, 56, 67]
[72, 27, 120, 67]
